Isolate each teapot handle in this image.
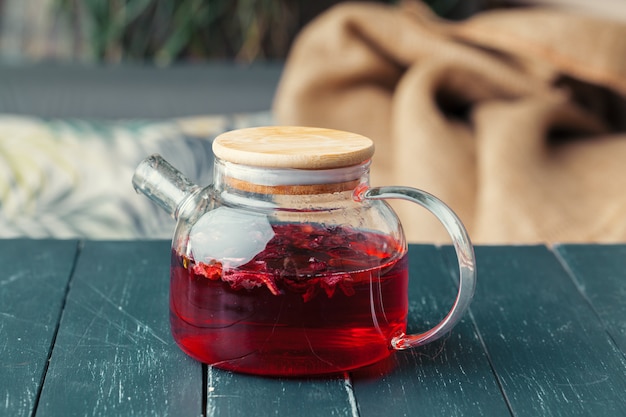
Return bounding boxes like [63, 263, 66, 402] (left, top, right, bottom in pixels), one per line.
[361, 186, 476, 350]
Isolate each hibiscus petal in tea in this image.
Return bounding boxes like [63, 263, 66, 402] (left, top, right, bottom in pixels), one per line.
[170, 223, 408, 376]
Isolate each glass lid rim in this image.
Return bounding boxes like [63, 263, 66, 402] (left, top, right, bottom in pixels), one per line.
[215, 158, 371, 186]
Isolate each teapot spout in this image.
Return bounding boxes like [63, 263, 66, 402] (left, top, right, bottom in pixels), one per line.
[133, 154, 201, 220]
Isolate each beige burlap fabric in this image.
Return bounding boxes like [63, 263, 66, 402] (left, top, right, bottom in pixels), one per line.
[273, 0, 626, 244]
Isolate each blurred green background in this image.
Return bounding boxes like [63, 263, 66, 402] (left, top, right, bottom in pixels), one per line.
[0, 0, 498, 65]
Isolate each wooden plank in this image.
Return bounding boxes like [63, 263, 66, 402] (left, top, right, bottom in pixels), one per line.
[470, 245, 626, 417]
[351, 245, 511, 417]
[0, 239, 78, 417]
[554, 244, 626, 354]
[36, 240, 203, 417]
[206, 367, 358, 417]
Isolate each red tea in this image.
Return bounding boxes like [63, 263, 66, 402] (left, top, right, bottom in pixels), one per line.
[170, 223, 408, 376]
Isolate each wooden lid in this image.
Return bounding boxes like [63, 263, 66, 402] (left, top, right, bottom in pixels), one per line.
[212, 126, 375, 169]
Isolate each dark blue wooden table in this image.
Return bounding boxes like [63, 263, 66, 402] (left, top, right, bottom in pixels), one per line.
[2, 240, 625, 416]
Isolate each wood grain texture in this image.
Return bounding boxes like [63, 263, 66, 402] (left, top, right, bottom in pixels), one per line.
[554, 244, 626, 354]
[5, 240, 625, 416]
[0, 239, 78, 417]
[206, 367, 358, 417]
[470, 245, 626, 417]
[213, 126, 375, 169]
[351, 245, 511, 417]
[35, 240, 203, 417]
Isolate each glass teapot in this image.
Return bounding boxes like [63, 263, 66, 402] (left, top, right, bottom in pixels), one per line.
[132, 126, 476, 376]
